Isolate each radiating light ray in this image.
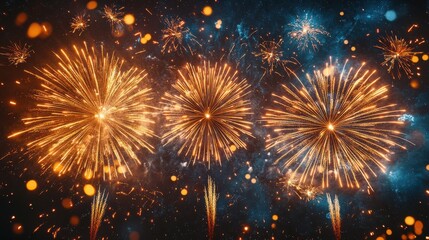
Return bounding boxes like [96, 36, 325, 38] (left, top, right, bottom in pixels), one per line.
[0, 42, 33, 66]
[8, 42, 156, 180]
[204, 176, 218, 240]
[254, 39, 298, 78]
[161, 17, 199, 54]
[162, 62, 253, 167]
[375, 34, 421, 79]
[327, 193, 341, 240]
[288, 14, 329, 52]
[264, 59, 408, 190]
[71, 15, 88, 35]
[90, 189, 108, 240]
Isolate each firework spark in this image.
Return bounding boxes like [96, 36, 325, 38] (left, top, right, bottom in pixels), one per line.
[102, 5, 123, 25]
[288, 14, 329, 51]
[162, 62, 253, 167]
[71, 15, 88, 35]
[254, 39, 298, 78]
[264, 59, 408, 190]
[204, 176, 218, 240]
[0, 42, 33, 66]
[8, 42, 156, 180]
[161, 17, 198, 54]
[90, 189, 108, 240]
[280, 173, 322, 201]
[375, 34, 420, 79]
[327, 194, 341, 240]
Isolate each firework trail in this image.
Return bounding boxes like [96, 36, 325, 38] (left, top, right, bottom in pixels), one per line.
[326, 193, 341, 240]
[204, 176, 218, 240]
[90, 189, 108, 240]
[375, 34, 421, 79]
[162, 62, 253, 167]
[1, 42, 33, 66]
[8, 42, 156, 180]
[264, 59, 408, 190]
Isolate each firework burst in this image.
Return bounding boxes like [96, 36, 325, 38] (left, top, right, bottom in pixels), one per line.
[102, 5, 123, 25]
[254, 39, 298, 78]
[375, 34, 420, 79]
[162, 62, 253, 167]
[161, 17, 198, 54]
[1, 42, 33, 66]
[8, 42, 156, 180]
[204, 176, 218, 240]
[264, 60, 408, 190]
[71, 15, 88, 35]
[90, 189, 108, 240]
[288, 14, 329, 51]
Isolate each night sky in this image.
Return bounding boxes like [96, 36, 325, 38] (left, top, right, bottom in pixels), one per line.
[0, 0, 428, 239]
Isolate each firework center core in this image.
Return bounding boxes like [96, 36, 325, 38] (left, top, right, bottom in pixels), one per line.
[204, 112, 211, 119]
[327, 123, 335, 131]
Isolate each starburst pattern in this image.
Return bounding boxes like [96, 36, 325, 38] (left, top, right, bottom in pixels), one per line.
[161, 17, 198, 54]
[1, 42, 33, 66]
[288, 14, 329, 51]
[71, 15, 88, 35]
[264, 60, 407, 190]
[102, 5, 123, 25]
[375, 34, 420, 79]
[8, 42, 156, 180]
[162, 62, 253, 167]
[254, 39, 298, 77]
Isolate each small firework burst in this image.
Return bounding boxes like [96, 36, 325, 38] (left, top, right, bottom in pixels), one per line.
[375, 34, 421, 79]
[288, 14, 329, 51]
[71, 15, 88, 35]
[1, 42, 33, 66]
[280, 173, 322, 201]
[161, 17, 198, 54]
[102, 5, 124, 25]
[162, 62, 253, 167]
[264, 59, 408, 190]
[254, 39, 298, 77]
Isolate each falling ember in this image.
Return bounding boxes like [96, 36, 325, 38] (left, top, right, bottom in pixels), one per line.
[204, 176, 219, 240]
[8, 42, 156, 180]
[90, 189, 108, 240]
[161, 62, 253, 167]
[70, 15, 88, 35]
[375, 34, 421, 79]
[327, 194, 341, 240]
[0, 42, 33, 66]
[288, 14, 329, 51]
[264, 59, 409, 190]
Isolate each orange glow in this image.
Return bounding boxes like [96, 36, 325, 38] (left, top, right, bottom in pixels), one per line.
[170, 175, 177, 182]
[86, 1, 97, 10]
[123, 14, 135, 25]
[180, 188, 188, 196]
[15, 12, 28, 26]
[202, 6, 213, 16]
[12, 223, 23, 234]
[61, 198, 73, 209]
[84, 184, 96, 196]
[26, 180, 37, 191]
[27, 22, 42, 38]
[70, 215, 80, 226]
[405, 216, 415, 226]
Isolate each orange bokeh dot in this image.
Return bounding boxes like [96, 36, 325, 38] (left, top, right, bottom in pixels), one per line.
[180, 188, 188, 196]
[15, 12, 28, 26]
[27, 22, 42, 38]
[202, 6, 213, 16]
[124, 14, 135, 25]
[70, 215, 80, 226]
[410, 80, 420, 89]
[170, 175, 177, 182]
[86, 1, 98, 10]
[405, 216, 415, 225]
[61, 198, 73, 209]
[83, 184, 96, 196]
[26, 180, 37, 191]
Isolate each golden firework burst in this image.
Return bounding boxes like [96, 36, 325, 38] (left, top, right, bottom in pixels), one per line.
[264, 60, 408, 190]
[1, 42, 33, 66]
[161, 17, 197, 54]
[71, 15, 88, 35]
[162, 62, 253, 167]
[8, 42, 156, 180]
[375, 34, 420, 79]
